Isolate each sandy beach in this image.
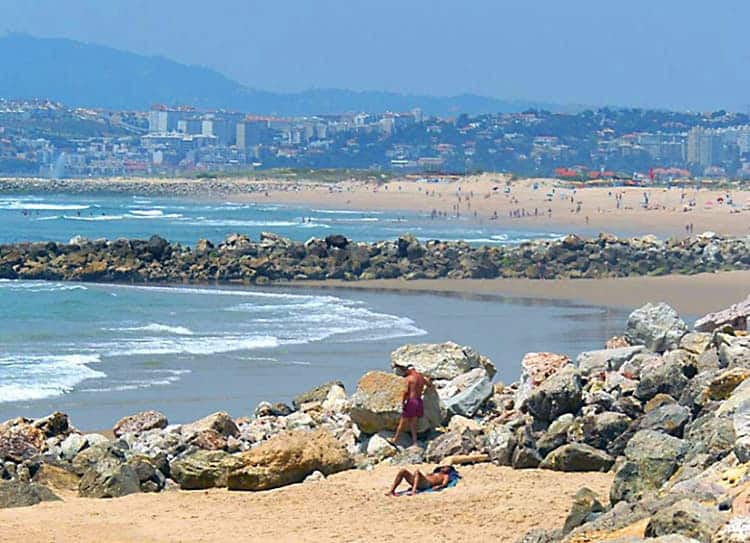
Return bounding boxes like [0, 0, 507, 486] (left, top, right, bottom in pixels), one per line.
[3, 174, 750, 237]
[0, 464, 612, 543]
[298, 270, 750, 317]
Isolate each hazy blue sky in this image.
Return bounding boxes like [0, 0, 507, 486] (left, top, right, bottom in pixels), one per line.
[1, 0, 748, 110]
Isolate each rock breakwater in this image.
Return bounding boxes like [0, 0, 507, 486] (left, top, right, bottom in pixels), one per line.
[1, 231, 749, 284]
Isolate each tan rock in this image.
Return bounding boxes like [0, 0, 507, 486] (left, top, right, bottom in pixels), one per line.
[181, 412, 239, 439]
[113, 410, 168, 437]
[32, 464, 80, 492]
[227, 429, 353, 491]
[706, 368, 750, 401]
[348, 371, 444, 434]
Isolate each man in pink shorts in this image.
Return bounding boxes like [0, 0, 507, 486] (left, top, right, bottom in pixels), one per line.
[391, 365, 430, 447]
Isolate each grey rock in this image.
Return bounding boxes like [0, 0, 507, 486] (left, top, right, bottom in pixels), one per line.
[113, 410, 168, 437]
[511, 446, 543, 469]
[440, 368, 493, 417]
[78, 455, 141, 498]
[0, 480, 60, 508]
[694, 294, 750, 333]
[636, 350, 698, 401]
[390, 341, 496, 380]
[563, 487, 605, 534]
[292, 380, 344, 409]
[625, 302, 688, 353]
[644, 498, 727, 542]
[523, 365, 583, 422]
[424, 430, 479, 463]
[484, 423, 517, 466]
[576, 346, 645, 374]
[639, 403, 691, 437]
[540, 443, 614, 472]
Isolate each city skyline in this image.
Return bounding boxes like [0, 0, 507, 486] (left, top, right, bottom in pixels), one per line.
[1, 0, 749, 111]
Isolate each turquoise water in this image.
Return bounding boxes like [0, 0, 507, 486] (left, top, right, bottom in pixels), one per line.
[0, 193, 567, 245]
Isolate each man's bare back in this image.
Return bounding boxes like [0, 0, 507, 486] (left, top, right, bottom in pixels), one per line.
[405, 372, 428, 399]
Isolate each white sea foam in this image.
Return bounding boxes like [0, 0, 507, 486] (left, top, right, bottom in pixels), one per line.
[129, 209, 165, 217]
[0, 201, 90, 211]
[0, 353, 105, 402]
[311, 209, 383, 215]
[63, 214, 125, 221]
[98, 335, 280, 357]
[0, 280, 87, 292]
[106, 323, 195, 336]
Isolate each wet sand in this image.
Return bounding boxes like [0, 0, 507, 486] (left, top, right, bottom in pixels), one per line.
[297, 270, 750, 317]
[0, 463, 612, 543]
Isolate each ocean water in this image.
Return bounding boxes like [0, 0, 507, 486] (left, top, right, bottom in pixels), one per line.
[0, 193, 567, 245]
[0, 192, 632, 428]
[0, 279, 633, 428]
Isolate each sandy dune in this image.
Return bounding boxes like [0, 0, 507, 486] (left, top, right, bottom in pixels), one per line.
[0, 464, 612, 543]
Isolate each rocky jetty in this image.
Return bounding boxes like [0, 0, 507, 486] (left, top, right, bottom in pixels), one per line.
[1, 231, 749, 284]
[2, 299, 750, 542]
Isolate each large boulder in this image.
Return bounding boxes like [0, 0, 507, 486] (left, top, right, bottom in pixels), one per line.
[292, 380, 345, 409]
[348, 371, 444, 434]
[625, 302, 688, 353]
[694, 294, 750, 333]
[644, 499, 727, 542]
[610, 430, 688, 503]
[636, 350, 698, 401]
[540, 443, 614, 472]
[522, 365, 583, 422]
[439, 368, 493, 417]
[0, 480, 60, 508]
[484, 423, 516, 466]
[113, 410, 168, 437]
[424, 430, 480, 463]
[227, 429, 354, 491]
[32, 464, 80, 492]
[0, 419, 45, 462]
[170, 450, 244, 490]
[181, 412, 239, 440]
[390, 342, 496, 380]
[78, 455, 141, 498]
[514, 352, 571, 408]
[577, 346, 645, 374]
[639, 403, 691, 436]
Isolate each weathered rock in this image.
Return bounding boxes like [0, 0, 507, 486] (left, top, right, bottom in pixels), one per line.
[706, 368, 750, 401]
[511, 446, 543, 469]
[292, 381, 344, 409]
[0, 480, 60, 508]
[694, 295, 750, 333]
[424, 430, 479, 463]
[523, 365, 583, 422]
[32, 412, 70, 438]
[60, 433, 88, 460]
[181, 412, 239, 439]
[515, 352, 572, 408]
[78, 455, 141, 498]
[563, 487, 605, 534]
[718, 336, 750, 369]
[390, 342, 496, 380]
[227, 429, 354, 491]
[0, 419, 45, 462]
[636, 350, 698, 401]
[321, 384, 349, 413]
[484, 423, 516, 466]
[540, 443, 614, 472]
[610, 430, 689, 503]
[31, 463, 80, 492]
[577, 346, 645, 374]
[712, 516, 750, 543]
[625, 302, 688, 353]
[537, 414, 575, 455]
[348, 371, 444, 434]
[644, 499, 727, 542]
[440, 368, 493, 417]
[113, 410, 168, 437]
[170, 450, 244, 490]
[639, 403, 691, 436]
[187, 429, 227, 451]
[366, 434, 397, 460]
[680, 332, 714, 355]
[580, 411, 631, 450]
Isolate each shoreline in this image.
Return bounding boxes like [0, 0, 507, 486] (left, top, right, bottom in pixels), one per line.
[293, 270, 750, 316]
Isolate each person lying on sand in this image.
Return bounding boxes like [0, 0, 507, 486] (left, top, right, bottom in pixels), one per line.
[385, 466, 458, 496]
[390, 365, 431, 447]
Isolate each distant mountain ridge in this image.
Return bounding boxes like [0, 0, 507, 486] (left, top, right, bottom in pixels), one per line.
[0, 34, 571, 116]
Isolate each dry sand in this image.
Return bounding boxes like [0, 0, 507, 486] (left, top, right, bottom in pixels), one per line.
[235, 175, 750, 237]
[298, 270, 750, 316]
[0, 464, 612, 543]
